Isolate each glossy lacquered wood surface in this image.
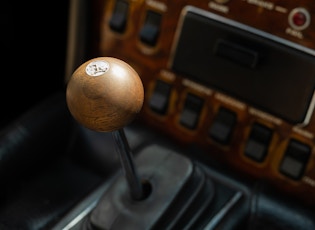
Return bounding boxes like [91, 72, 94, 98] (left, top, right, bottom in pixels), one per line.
[66, 57, 144, 132]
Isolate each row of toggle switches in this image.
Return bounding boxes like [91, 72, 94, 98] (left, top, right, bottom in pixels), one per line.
[109, 0, 162, 46]
[149, 79, 312, 181]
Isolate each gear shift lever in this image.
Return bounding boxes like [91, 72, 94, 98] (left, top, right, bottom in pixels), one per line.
[66, 57, 214, 229]
[66, 57, 145, 200]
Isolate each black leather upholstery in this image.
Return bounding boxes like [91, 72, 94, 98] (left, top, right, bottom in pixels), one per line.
[0, 92, 104, 230]
[248, 184, 315, 230]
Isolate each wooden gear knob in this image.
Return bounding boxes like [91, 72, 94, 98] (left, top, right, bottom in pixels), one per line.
[66, 57, 144, 132]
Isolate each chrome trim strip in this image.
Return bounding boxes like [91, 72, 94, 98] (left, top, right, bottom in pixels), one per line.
[61, 201, 98, 230]
[203, 191, 243, 230]
[65, 0, 88, 83]
[51, 175, 118, 230]
[298, 91, 315, 128]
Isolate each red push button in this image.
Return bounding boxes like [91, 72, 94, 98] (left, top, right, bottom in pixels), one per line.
[292, 12, 306, 26]
[288, 8, 310, 30]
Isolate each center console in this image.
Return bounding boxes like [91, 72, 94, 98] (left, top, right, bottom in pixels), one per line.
[56, 0, 315, 229]
[86, 0, 315, 204]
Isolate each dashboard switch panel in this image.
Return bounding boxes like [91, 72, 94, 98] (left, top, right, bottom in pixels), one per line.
[97, 0, 315, 205]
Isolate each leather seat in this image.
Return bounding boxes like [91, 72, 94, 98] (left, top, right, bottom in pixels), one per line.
[0, 92, 104, 230]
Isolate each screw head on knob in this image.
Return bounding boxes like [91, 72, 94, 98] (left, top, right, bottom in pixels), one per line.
[66, 57, 144, 132]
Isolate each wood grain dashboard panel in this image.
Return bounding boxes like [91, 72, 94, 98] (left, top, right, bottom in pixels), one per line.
[88, 0, 315, 207]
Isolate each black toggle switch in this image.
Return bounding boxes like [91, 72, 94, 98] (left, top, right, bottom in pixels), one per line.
[179, 93, 204, 130]
[109, 0, 129, 33]
[149, 80, 172, 115]
[279, 139, 311, 180]
[244, 123, 273, 162]
[209, 107, 237, 145]
[139, 10, 162, 46]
